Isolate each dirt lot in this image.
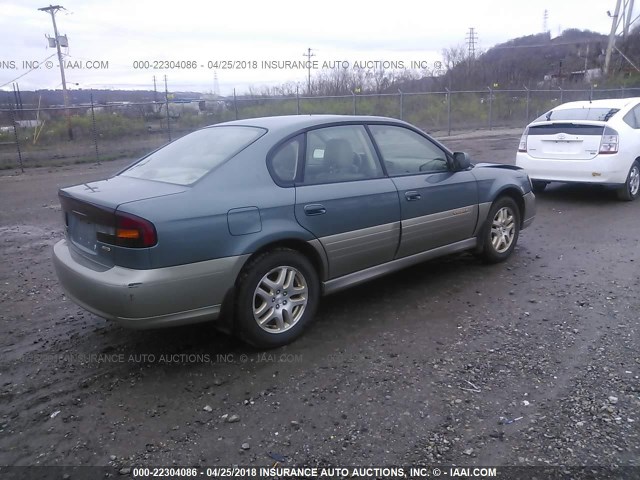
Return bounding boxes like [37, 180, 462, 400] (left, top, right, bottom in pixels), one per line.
[0, 129, 638, 475]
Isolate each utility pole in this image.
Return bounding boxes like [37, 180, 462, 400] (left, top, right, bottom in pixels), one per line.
[605, 0, 623, 75]
[164, 75, 171, 142]
[12, 83, 21, 111]
[39, 4, 73, 140]
[623, 0, 635, 37]
[584, 44, 590, 72]
[303, 47, 315, 95]
[153, 75, 158, 102]
[604, 0, 637, 75]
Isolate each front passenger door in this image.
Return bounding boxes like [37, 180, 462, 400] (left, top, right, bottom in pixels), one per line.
[369, 124, 478, 258]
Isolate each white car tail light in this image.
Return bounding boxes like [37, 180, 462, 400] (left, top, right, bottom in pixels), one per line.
[599, 126, 619, 154]
[518, 127, 528, 152]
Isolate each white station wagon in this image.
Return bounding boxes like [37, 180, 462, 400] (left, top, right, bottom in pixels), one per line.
[516, 97, 640, 201]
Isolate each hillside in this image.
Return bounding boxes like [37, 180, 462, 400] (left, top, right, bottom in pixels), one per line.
[442, 29, 610, 90]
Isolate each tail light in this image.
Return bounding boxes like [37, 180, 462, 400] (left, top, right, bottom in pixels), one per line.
[599, 126, 619, 154]
[97, 212, 157, 248]
[518, 127, 529, 152]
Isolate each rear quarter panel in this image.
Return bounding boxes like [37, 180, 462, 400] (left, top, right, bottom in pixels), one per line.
[120, 139, 314, 269]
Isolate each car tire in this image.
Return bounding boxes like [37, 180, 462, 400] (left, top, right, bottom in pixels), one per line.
[235, 248, 319, 349]
[617, 161, 640, 201]
[481, 196, 520, 264]
[531, 181, 548, 193]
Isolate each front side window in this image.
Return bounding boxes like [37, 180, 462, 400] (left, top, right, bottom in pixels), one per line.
[369, 125, 449, 176]
[121, 126, 265, 185]
[302, 125, 383, 185]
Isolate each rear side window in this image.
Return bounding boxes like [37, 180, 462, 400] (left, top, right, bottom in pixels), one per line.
[269, 136, 301, 186]
[121, 126, 265, 185]
[536, 108, 620, 122]
[301, 125, 384, 185]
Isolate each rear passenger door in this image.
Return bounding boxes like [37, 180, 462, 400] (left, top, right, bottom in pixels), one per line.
[294, 125, 401, 279]
[368, 124, 478, 258]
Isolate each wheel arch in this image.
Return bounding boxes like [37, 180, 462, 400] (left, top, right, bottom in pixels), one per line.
[493, 186, 525, 227]
[231, 238, 324, 348]
[475, 187, 525, 253]
[238, 238, 327, 285]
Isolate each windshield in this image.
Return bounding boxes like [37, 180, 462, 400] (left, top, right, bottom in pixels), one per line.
[536, 107, 621, 123]
[120, 126, 266, 185]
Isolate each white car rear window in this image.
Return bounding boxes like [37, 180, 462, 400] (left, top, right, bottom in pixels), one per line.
[536, 108, 620, 123]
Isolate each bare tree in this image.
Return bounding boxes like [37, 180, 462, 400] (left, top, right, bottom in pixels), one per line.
[441, 44, 468, 72]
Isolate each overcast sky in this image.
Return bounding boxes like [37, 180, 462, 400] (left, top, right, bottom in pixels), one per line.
[0, 0, 631, 95]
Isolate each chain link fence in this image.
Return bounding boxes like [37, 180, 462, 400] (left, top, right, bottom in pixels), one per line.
[2, 86, 640, 170]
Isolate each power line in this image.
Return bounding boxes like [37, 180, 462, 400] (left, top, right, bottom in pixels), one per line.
[0, 53, 57, 89]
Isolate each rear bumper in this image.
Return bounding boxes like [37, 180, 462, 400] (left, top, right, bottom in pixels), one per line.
[516, 152, 629, 185]
[53, 240, 249, 329]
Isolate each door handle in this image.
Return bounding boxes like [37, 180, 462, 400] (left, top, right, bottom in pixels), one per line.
[405, 191, 421, 201]
[304, 204, 327, 216]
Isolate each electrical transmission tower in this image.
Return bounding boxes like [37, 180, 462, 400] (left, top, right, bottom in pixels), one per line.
[465, 28, 478, 76]
[466, 27, 477, 60]
[543, 9, 549, 33]
[213, 70, 220, 97]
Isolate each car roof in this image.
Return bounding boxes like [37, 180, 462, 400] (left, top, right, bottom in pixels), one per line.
[207, 114, 408, 136]
[552, 97, 640, 111]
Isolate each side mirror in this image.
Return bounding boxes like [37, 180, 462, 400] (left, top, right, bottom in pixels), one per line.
[453, 152, 471, 171]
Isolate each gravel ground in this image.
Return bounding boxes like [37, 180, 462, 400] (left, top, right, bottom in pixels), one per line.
[0, 130, 638, 476]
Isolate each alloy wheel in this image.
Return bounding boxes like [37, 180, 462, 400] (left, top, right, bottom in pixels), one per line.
[252, 266, 308, 333]
[629, 165, 640, 197]
[490, 206, 516, 254]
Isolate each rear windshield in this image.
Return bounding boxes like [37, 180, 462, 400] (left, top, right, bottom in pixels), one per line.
[120, 126, 265, 185]
[536, 108, 620, 123]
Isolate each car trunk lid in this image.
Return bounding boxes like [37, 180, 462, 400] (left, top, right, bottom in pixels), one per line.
[525, 122, 605, 160]
[59, 176, 186, 267]
[60, 175, 187, 209]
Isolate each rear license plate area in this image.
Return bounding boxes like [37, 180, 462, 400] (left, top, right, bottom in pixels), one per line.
[542, 140, 581, 155]
[69, 212, 97, 254]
